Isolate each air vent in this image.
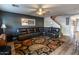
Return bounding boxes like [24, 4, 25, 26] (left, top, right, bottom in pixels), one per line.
[12, 4, 19, 7]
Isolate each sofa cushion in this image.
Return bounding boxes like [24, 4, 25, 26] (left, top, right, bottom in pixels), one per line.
[18, 34, 28, 40]
[29, 28, 34, 33]
[27, 29, 31, 34]
[18, 27, 60, 41]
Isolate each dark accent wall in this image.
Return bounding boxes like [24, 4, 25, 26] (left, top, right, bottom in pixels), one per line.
[0, 12, 3, 34]
[0, 11, 44, 34]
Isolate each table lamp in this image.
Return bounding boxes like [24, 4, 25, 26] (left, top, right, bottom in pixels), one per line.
[1, 24, 6, 40]
[1, 24, 6, 34]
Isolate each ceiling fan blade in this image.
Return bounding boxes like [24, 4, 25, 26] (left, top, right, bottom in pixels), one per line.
[19, 4, 39, 9]
[27, 9, 37, 11]
[27, 10, 36, 14]
[42, 4, 59, 8]
[42, 5, 53, 8]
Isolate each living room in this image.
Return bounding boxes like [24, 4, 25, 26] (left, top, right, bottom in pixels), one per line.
[0, 4, 79, 55]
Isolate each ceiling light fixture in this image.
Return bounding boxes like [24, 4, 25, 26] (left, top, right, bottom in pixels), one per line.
[36, 8, 45, 15]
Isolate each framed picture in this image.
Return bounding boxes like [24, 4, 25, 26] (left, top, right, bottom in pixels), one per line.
[66, 17, 69, 25]
[21, 18, 35, 26]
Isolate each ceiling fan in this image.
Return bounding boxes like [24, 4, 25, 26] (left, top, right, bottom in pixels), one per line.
[27, 4, 55, 16]
[12, 4, 55, 16]
[36, 8, 46, 15]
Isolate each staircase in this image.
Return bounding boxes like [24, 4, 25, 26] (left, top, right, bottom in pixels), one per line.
[50, 16, 63, 37]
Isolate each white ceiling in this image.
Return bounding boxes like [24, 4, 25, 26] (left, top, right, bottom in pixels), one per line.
[0, 4, 79, 17]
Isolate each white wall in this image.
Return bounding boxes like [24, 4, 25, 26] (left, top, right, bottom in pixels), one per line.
[44, 16, 72, 36]
[44, 17, 60, 28]
[55, 16, 72, 36]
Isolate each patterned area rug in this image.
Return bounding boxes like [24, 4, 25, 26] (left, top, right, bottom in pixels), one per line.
[14, 36, 64, 55]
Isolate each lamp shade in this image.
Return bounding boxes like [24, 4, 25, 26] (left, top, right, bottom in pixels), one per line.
[1, 24, 6, 29]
